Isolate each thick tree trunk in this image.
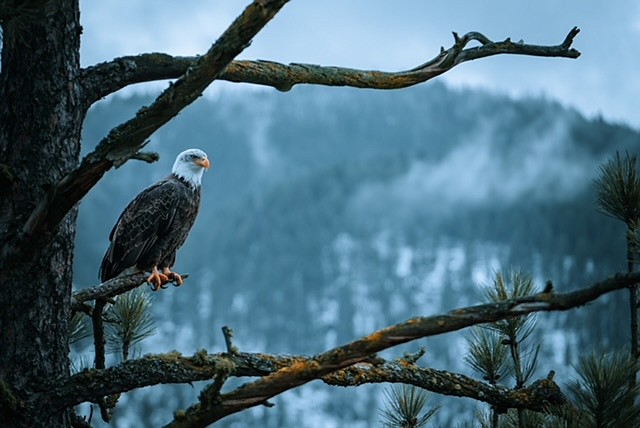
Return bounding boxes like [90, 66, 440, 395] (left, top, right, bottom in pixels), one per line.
[0, 2, 82, 426]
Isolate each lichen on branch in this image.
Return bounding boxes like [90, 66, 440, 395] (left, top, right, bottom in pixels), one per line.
[44, 272, 638, 426]
[81, 27, 580, 103]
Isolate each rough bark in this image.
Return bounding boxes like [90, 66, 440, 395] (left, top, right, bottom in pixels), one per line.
[0, 1, 83, 427]
[44, 272, 640, 425]
[33, 351, 568, 418]
[162, 272, 638, 427]
[79, 27, 581, 104]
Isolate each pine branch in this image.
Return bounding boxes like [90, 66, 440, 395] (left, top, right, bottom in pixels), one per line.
[80, 27, 581, 105]
[594, 151, 640, 225]
[379, 385, 439, 428]
[567, 350, 640, 427]
[465, 328, 509, 385]
[163, 272, 636, 427]
[69, 312, 91, 344]
[104, 288, 156, 360]
[594, 152, 640, 379]
[9, 0, 290, 262]
[38, 272, 637, 423]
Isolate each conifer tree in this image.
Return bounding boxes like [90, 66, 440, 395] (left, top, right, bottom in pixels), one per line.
[594, 152, 640, 373]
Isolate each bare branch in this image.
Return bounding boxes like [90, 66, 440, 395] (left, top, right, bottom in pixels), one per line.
[70, 413, 92, 428]
[165, 271, 635, 426]
[71, 273, 189, 314]
[35, 352, 253, 413]
[222, 326, 239, 355]
[57, 272, 635, 425]
[323, 362, 567, 414]
[13, 0, 290, 258]
[71, 273, 148, 312]
[80, 27, 580, 102]
[38, 270, 634, 421]
[36, 349, 568, 419]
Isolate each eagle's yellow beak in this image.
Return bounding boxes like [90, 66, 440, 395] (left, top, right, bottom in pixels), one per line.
[195, 158, 210, 170]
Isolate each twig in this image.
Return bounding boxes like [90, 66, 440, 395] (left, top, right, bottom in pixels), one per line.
[399, 347, 426, 364]
[131, 151, 160, 164]
[221, 326, 239, 355]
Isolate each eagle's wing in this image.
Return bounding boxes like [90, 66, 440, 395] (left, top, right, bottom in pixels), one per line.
[99, 179, 179, 282]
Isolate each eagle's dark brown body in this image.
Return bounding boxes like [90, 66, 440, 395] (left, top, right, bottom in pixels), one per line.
[99, 174, 201, 282]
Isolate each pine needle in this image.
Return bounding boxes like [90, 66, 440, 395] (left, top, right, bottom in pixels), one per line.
[70, 355, 93, 374]
[479, 270, 540, 392]
[465, 328, 510, 384]
[104, 288, 156, 360]
[379, 385, 439, 428]
[594, 151, 640, 225]
[567, 350, 640, 428]
[482, 271, 538, 341]
[69, 312, 91, 344]
[520, 344, 540, 385]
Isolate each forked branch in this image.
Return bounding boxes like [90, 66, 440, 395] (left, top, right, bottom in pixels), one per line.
[40, 272, 639, 425]
[36, 350, 568, 418]
[80, 27, 580, 103]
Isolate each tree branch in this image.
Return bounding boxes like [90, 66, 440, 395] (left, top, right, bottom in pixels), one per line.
[36, 350, 568, 418]
[80, 27, 580, 103]
[71, 273, 189, 314]
[165, 271, 636, 427]
[40, 272, 638, 424]
[11, 0, 289, 261]
[322, 362, 567, 414]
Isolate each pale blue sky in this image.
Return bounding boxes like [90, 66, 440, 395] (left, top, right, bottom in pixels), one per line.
[80, 1, 640, 128]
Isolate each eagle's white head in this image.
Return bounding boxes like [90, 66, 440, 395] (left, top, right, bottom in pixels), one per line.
[172, 148, 210, 188]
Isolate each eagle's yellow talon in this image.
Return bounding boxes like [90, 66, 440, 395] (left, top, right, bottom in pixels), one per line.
[147, 268, 170, 291]
[162, 268, 183, 286]
[173, 273, 183, 286]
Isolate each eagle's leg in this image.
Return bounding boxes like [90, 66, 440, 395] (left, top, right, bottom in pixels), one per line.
[147, 266, 170, 291]
[162, 267, 184, 286]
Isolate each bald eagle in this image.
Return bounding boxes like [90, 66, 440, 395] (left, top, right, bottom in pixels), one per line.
[99, 148, 210, 290]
